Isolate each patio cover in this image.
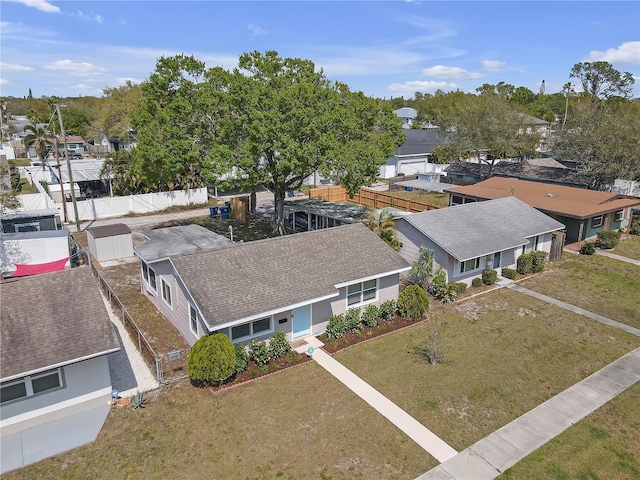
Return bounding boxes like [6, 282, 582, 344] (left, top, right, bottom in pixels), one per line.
[5, 257, 69, 278]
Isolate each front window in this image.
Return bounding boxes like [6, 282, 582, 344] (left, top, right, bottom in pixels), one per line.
[0, 369, 63, 404]
[522, 236, 539, 255]
[347, 279, 378, 306]
[141, 261, 156, 291]
[614, 210, 624, 222]
[161, 279, 172, 307]
[451, 195, 463, 205]
[189, 305, 198, 336]
[231, 317, 273, 342]
[460, 257, 481, 273]
[591, 215, 604, 228]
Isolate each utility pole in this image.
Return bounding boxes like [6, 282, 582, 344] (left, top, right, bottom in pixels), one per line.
[56, 105, 81, 232]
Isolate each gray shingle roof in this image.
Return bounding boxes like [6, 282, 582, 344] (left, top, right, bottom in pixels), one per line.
[395, 129, 449, 156]
[401, 196, 565, 261]
[87, 223, 132, 239]
[1, 267, 120, 381]
[171, 223, 410, 328]
[136, 225, 233, 262]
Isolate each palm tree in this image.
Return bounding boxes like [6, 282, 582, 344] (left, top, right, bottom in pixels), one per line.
[561, 82, 575, 131]
[408, 247, 435, 288]
[23, 124, 53, 165]
[363, 208, 402, 251]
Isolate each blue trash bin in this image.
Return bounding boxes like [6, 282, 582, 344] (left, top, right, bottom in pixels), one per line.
[405, 186, 413, 192]
[209, 206, 219, 217]
[220, 206, 230, 219]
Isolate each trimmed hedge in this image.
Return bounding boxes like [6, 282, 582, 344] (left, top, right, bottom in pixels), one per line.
[580, 242, 596, 255]
[398, 285, 430, 321]
[234, 343, 248, 374]
[482, 269, 497, 285]
[631, 219, 640, 235]
[501, 267, 516, 280]
[446, 282, 467, 295]
[517, 253, 533, 275]
[187, 333, 236, 385]
[595, 230, 621, 249]
[531, 251, 549, 273]
[472, 277, 483, 288]
[248, 339, 270, 368]
[268, 331, 291, 359]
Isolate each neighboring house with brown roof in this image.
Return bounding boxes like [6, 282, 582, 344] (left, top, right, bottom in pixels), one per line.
[394, 197, 565, 285]
[137, 223, 409, 346]
[444, 177, 640, 244]
[56, 135, 86, 156]
[0, 267, 120, 474]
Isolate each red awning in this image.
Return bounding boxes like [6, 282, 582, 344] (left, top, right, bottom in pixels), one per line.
[5, 257, 70, 278]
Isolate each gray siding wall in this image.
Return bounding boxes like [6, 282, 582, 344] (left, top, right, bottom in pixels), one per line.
[0, 356, 111, 428]
[395, 218, 451, 280]
[94, 235, 133, 262]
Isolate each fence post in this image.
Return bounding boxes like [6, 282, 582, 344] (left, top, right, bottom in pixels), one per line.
[138, 330, 142, 351]
[156, 357, 162, 384]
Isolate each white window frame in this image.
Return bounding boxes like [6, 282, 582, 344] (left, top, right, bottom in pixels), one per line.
[230, 316, 274, 342]
[161, 278, 172, 308]
[451, 195, 464, 205]
[14, 221, 41, 233]
[522, 236, 540, 255]
[141, 261, 157, 291]
[614, 210, 624, 222]
[189, 304, 198, 337]
[0, 368, 63, 404]
[591, 215, 604, 228]
[346, 279, 378, 307]
[459, 257, 481, 274]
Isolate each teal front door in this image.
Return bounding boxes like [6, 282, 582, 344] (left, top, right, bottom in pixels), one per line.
[292, 305, 311, 338]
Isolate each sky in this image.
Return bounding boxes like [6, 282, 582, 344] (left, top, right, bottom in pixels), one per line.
[1, 0, 639, 100]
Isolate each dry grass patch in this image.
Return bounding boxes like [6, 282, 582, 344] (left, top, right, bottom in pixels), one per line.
[501, 381, 640, 480]
[519, 253, 640, 328]
[334, 289, 639, 451]
[4, 364, 435, 480]
[612, 234, 640, 260]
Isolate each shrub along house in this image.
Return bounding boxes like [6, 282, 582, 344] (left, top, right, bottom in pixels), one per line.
[444, 177, 640, 244]
[137, 223, 409, 346]
[394, 196, 565, 285]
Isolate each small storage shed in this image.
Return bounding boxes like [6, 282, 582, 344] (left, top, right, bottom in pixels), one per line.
[86, 223, 133, 263]
[0, 209, 60, 233]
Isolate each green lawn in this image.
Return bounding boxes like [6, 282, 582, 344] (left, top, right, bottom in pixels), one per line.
[612, 234, 640, 261]
[334, 288, 639, 451]
[519, 253, 640, 329]
[500, 381, 640, 480]
[391, 189, 449, 207]
[4, 363, 435, 480]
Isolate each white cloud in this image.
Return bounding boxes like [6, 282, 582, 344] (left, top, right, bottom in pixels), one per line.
[7, 0, 59, 13]
[422, 65, 483, 80]
[69, 83, 104, 96]
[590, 21, 610, 27]
[75, 10, 103, 24]
[247, 24, 267, 37]
[0, 79, 9, 85]
[388, 80, 458, 96]
[482, 60, 506, 72]
[43, 59, 107, 76]
[587, 41, 640, 65]
[115, 77, 144, 86]
[0, 62, 34, 72]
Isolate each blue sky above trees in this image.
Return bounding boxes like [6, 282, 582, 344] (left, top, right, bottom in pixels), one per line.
[1, 0, 639, 99]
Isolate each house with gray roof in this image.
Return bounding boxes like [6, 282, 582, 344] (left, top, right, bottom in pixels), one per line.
[394, 196, 565, 284]
[138, 223, 409, 346]
[0, 267, 120, 474]
[380, 129, 450, 179]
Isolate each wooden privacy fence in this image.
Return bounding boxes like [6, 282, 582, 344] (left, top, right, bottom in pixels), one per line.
[309, 186, 442, 213]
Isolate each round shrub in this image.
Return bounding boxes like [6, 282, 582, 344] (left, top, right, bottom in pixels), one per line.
[248, 339, 270, 368]
[234, 343, 248, 374]
[630, 219, 640, 235]
[379, 300, 397, 322]
[325, 313, 346, 339]
[517, 254, 533, 275]
[187, 333, 236, 385]
[268, 332, 291, 359]
[471, 277, 483, 288]
[580, 242, 596, 255]
[361, 304, 380, 327]
[531, 251, 549, 273]
[446, 282, 467, 295]
[482, 269, 497, 285]
[345, 308, 362, 333]
[595, 230, 621, 249]
[501, 267, 516, 280]
[397, 284, 430, 321]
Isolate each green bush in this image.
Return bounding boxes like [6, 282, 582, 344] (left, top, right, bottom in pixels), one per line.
[630, 219, 640, 235]
[325, 313, 346, 339]
[580, 242, 596, 255]
[397, 285, 430, 321]
[345, 308, 361, 333]
[531, 251, 549, 273]
[482, 269, 497, 285]
[361, 304, 379, 327]
[248, 339, 270, 368]
[446, 282, 467, 295]
[234, 343, 248, 374]
[595, 230, 621, 249]
[379, 300, 397, 322]
[517, 253, 533, 275]
[427, 267, 447, 299]
[441, 285, 458, 304]
[471, 277, 483, 288]
[187, 333, 236, 385]
[501, 267, 516, 280]
[268, 332, 291, 359]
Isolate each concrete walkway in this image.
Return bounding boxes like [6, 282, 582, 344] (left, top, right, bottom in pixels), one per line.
[595, 249, 640, 266]
[507, 284, 640, 337]
[418, 348, 640, 479]
[301, 338, 457, 463]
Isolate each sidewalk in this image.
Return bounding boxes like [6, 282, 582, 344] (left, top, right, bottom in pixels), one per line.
[297, 337, 458, 463]
[418, 348, 640, 480]
[507, 284, 640, 337]
[595, 249, 640, 266]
